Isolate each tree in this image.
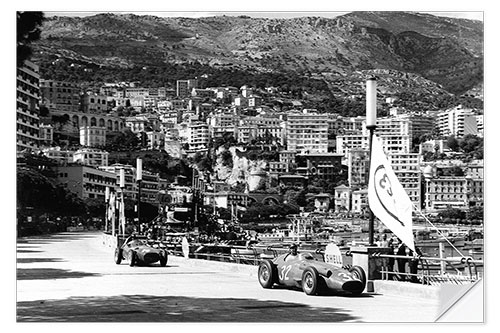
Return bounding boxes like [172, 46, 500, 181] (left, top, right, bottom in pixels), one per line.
[447, 135, 459, 152]
[17, 11, 45, 66]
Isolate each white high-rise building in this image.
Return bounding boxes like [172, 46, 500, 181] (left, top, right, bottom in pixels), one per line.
[436, 105, 479, 138]
[286, 111, 329, 153]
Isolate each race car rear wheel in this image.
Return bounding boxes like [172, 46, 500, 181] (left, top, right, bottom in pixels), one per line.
[159, 251, 168, 267]
[349, 265, 367, 295]
[114, 247, 123, 264]
[129, 251, 137, 267]
[258, 259, 277, 288]
[302, 267, 320, 295]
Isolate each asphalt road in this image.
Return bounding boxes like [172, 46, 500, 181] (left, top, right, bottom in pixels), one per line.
[16, 232, 439, 322]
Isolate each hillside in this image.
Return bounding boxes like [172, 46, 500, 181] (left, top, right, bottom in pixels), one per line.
[33, 11, 483, 96]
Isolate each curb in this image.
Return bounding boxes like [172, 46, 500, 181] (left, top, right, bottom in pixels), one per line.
[372, 280, 440, 300]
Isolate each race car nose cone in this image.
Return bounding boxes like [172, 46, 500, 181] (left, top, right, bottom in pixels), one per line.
[342, 280, 364, 293]
[144, 252, 160, 264]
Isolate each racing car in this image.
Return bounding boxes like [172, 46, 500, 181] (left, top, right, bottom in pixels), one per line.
[114, 234, 168, 267]
[257, 245, 366, 296]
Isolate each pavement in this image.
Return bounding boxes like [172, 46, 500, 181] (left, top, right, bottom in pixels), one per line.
[16, 231, 441, 322]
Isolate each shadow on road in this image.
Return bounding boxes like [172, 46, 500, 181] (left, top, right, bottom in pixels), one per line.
[17, 258, 65, 264]
[17, 268, 101, 280]
[17, 294, 361, 322]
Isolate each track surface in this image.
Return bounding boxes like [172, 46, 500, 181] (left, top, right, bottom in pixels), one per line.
[16, 232, 439, 322]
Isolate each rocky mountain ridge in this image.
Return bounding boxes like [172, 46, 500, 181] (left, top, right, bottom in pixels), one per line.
[34, 11, 483, 96]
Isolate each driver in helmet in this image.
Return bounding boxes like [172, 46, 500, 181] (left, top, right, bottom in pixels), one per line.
[285, 243, 299, 261]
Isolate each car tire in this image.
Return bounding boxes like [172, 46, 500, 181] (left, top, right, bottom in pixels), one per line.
[258, 259, 277, 289]
[349, 265, 367, 295]
[159, 251, 168, 267]
[129, 251, 136, 267]
[114, 247, 123, 265]
[302, 267, 320, 295]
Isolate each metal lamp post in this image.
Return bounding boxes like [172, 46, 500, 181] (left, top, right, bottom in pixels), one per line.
[366, 77, 377, 246]
[136, 158, 143, 229]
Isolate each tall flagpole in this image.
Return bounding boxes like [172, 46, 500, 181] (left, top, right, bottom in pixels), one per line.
[366, 78, 377, 246]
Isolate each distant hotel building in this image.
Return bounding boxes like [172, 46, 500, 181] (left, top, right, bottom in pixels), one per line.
[286, 111, 329, 154]
[17, 60, 40, 152]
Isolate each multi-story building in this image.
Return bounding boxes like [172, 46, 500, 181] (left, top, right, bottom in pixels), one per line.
[336, 134, 369, 156]
[398, 114, 435, 143]
[145, 131, 165, 150]
[351, 189, 368, 214]
[40, 79, 80, 112]
[295, 153, 344, 182]
[423, 165, 484, 211]
[81, 92, 110, 113]
[141, 170, 160, 204]
[42, 147, 76, 165]
[419, 139, 448, 155]
[435, 106, 479, 138]
[176, 79, 198, 98]
[286, 111, 329, 154]
[79, 126, 106, 147]
[125, 87, 150, 98]
[466, 160, 484, 179]
[38, 123, 53, 147]
[388, 153, 421, 209]
[191, 88, 215, 100]
[363, 117, 412, 154]
[73, 148, 109, 167]
[187, 121, 210, 151]
[99, 164, 137, 201]
[347, 149, 369, 188]
[17, 60, 40, 152]
[56, 165, 116, 200]
[334, 185, 351, 212]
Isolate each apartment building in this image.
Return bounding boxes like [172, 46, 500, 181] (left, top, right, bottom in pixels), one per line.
[286, 111, 329, 154]
[39, 123, 53, 146]
[334, 185, 351, 212]
[187, 121, 210, 151]
[73, 148, 109, 167]
[79, 126, 106, 147]
[81, 92, 110, 113]
[347, 149, 369, 188]
[423, 165, 484, 211]
[40, 79, 80, 112]
[176, 79, 198, 98]
[436, 106, 479, 138]
[17, 61, 40, 152]
[42, 147, 76, 165]
[56, 165, 117, 200]
[388, 153, 421, 209]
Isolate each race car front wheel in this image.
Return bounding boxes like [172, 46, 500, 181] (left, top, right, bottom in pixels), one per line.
[159, 251, 168, 267]
[129, 251, 137, 267]
[114, 247, 123, 264]
[302, 267, 320, 295]
[258, 259, 277, 288]
[349, 265, 367, 295]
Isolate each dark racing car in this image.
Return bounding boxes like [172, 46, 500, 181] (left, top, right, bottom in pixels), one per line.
[257, 245, 366, 296]
[114, 234, 168, 267]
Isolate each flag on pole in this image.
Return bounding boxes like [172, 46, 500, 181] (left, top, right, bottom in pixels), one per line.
[108, 191, 116, 235]
[119, 193, 126, 235]
[368, 135, 415, 252]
